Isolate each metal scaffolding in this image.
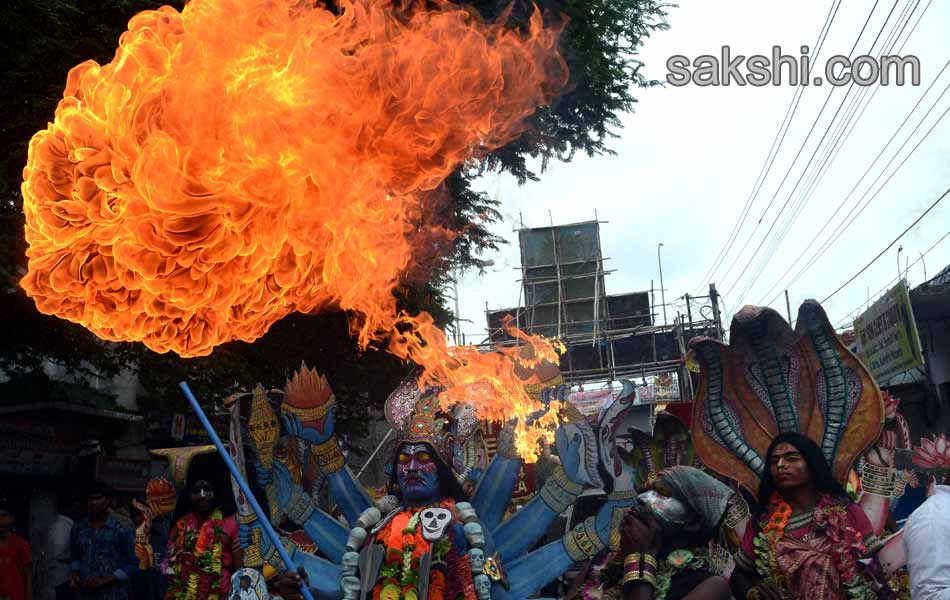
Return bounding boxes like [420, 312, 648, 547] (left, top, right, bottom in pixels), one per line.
[483, 217, 723, 397]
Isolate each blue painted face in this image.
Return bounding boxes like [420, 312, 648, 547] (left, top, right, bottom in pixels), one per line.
[395, 443, 440, 506]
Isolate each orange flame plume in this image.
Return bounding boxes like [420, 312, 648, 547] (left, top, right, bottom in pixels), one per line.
[21, 0, 568, 460]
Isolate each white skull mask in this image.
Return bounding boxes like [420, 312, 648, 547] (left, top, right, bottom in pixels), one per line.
[420, 508, 453, 541]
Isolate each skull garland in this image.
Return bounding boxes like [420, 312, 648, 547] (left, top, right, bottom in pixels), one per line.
[420, 507, 453, 541]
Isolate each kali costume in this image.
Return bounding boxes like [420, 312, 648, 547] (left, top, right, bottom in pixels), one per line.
[228, 364, 637, 600]
[689, 300, 906, 600]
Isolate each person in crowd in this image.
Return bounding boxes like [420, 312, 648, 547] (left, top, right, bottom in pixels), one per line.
[69, 482, 137, 600]
[584, 466, 737, 600]
[0, 498, 33, 600]
[165, 472, 242, 600]
[230, 574, 255, 600]
[49, 493, 82, 600]
[903, 473, 950, 599]
[730, 433, 884, 600]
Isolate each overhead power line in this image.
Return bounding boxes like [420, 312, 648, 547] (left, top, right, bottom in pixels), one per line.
[739, 0, 924, 306]
[833, 229, 950, 329]
[691, 0, 843, 294]
[822, 185, 950, 303]
[765, 68, 950, 304]
[756, 0, 934, 306]
[720, 0, 898, 302]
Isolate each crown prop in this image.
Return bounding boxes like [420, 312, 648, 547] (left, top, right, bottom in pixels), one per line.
[283, 362, 334, 425]
[689, 300, 884, 495]
[384, 377, 477, 466]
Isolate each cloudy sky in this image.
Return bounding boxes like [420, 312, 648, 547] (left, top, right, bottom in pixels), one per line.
[452, 0, 950, 345]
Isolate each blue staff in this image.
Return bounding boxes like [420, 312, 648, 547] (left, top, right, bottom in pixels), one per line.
[179, 381, 316, 600]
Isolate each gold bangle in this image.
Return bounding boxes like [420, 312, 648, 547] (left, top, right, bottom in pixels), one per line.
[313, 439, 345, 472]
[622, 572, 642, 584]
[622, 571, 656, 588]
[237, 511, 257, 524]
[725, 493, 751, 528]
[552, 465, 584, 495]
[642, 554, 658, 569]
[623, 553, 641, 567]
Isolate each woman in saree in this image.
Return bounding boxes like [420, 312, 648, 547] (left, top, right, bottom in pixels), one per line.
[731, 433, 884, 600]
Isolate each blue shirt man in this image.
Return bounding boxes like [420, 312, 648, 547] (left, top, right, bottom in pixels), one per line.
[70, 483, 137, 600]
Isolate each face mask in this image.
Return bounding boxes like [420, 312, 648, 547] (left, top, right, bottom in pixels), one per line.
[637, 490, 695, 535]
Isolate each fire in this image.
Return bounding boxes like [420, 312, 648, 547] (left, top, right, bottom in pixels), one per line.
[21, 0, 568, 459]
[394, 313, 566, 460]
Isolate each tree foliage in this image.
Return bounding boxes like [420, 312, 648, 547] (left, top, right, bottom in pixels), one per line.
[0, 0, 670, 448]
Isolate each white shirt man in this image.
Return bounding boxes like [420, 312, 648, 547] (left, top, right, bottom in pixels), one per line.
[903, 482, 950, 599]
[47, 512, 74, 596]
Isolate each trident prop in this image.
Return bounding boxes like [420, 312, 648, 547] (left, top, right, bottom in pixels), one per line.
[179, 381, 316, 600]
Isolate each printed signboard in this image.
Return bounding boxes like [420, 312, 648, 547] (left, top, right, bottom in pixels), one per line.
[853, 280, 924, 382]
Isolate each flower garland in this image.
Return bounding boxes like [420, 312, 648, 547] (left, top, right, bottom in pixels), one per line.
[167, 509, 226, 600]
[372, 502, 474, 600]
[752, 494, 876, 600]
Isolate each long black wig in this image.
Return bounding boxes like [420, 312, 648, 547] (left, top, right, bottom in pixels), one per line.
[756, 432, 850, 510]
[171, 451, 238, 524]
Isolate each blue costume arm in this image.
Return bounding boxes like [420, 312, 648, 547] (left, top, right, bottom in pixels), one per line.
[273, 462, 349, 562]
[479, 525, 511, 600]
[491, 465, 582, 563]
[489, 396, 597, 561]
[325, 465, 374, 525]
[471, 454, 522, 532]
[241, 515, 342, 600]
[293, 549, 343, 600]
[504, 494, 637, 600]
[504, 540, 574, 600]
[300, 510, 347, 563]
[282, 413, 373, 525]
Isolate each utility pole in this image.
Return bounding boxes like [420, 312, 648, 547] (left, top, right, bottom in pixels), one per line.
[658, 243, 667, 326]
[897, 245, 903, 281]
[709, 284, 723, 341]
[650, 279, 655, 326]
[784, 289, 792, 324]
[684, 293, 694, 341]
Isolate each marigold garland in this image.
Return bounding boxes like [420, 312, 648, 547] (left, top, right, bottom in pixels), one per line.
[166, 509, 226, 600]
[752, 494, 877, 599]
[374, 501, 470, 600]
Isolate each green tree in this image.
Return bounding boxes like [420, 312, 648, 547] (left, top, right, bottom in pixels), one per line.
[0, 0, 670, 448]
